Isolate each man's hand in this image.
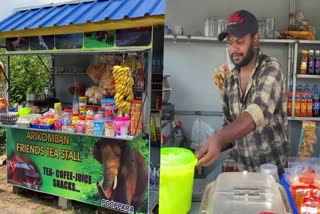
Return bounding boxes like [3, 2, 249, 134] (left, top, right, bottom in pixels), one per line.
[196, 112, 256, 167]
[212, 64, 230, 91]
[195, 135, 222, 167]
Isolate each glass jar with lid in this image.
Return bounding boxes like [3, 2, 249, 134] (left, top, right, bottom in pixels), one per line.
[104, 118, 115, 137]
[79, 96, 87, 111]
[85, 116, 94, 134]
[61, 109, 72, 126]
[94, 107, 104, 120]
[86, 106, 95, 118]
[76, 116, 86, 133]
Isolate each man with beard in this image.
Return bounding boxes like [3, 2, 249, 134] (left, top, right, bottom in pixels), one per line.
[196, 10, 288, 176]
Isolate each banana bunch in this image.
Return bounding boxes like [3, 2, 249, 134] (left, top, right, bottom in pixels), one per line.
[212, 65, 231, 91]
[113, 65, 135, 114]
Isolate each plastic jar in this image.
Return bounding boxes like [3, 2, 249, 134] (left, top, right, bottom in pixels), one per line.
[94, 107, 104, 120]
[102, 98, 117, 118]
[86, 106, 95, 118]
[79, 110, 86, 117]
[114, 116, 130, 137]
[105, 103, 117, 118]
[104, 118, 115, 137]
[76, 116, 86, 133]
[61, 109, 72, 126]
[101, 98, 108, 109]
[79, 96, 87, 111]
[93, 120, 104, 135]
[85, 116, 94, 134]
[101, 98, 115, 108]
[54, 102, 62, 117]
[62, 125, 75, 133]
[54, 118, 62, 131]
[71, 113, 79, 128]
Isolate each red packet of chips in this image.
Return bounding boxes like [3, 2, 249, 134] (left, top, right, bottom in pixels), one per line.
[301, 196, 320, 214]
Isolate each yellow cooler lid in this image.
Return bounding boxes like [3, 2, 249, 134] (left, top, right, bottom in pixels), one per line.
[160, 147, 197, 169]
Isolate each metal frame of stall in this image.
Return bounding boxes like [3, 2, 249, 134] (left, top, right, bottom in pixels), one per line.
[0, 0, 165, 213]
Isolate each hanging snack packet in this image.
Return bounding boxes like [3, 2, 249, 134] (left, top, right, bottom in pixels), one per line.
[299, 121, 317, 157]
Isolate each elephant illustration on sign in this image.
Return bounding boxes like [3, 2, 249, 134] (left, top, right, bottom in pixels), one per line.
[93, 139, 148, 211]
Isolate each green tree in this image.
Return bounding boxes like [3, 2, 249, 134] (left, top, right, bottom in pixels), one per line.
[0, 48, 51, 153]
[0, 48, 51, 104]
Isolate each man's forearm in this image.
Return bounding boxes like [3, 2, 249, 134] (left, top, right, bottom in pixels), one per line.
[215, 111, 256, 150]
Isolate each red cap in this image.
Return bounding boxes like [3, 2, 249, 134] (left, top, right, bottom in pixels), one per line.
[87, 106, 95, 110]
[79, 116, 86, 120]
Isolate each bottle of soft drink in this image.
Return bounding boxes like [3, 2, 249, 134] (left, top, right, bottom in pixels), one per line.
[305, 84, 313, 117]
[312, 89, 320, 117]
[287, 85, 293, 116]
[312, 84, 318, 94]
[308, 50, 315, 75]
[315, 50, 320, 75]
[72, 96, 79, 114]
[295, 84, 302, 117]
[300, 85, 307, 117]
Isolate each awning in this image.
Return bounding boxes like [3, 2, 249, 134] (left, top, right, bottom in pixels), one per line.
[0, 0, 165, 38]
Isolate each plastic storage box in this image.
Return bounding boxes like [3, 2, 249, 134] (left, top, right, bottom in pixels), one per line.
[200, 172, 293, 214]
[0, 112, 19, 125]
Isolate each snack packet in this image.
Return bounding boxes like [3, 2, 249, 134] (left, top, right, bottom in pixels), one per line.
[212, 48, 232, 91]
[212, 64, 230, 91]
[299, 121, 317, 157]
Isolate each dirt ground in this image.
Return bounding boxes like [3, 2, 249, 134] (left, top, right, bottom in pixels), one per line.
[0, 163, 122, 214]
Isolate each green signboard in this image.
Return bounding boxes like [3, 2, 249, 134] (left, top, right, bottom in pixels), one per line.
[6, 128, 149, 214]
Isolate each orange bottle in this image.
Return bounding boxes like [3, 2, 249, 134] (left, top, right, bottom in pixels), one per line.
[300, 87, 307, 117]
[295, 85, 302, 117]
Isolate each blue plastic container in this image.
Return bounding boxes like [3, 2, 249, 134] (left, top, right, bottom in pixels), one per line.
[30, 123, 54, 130]
[281, 175, 298, 214]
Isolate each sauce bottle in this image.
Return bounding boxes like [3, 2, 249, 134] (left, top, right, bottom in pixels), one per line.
[300, 50, 308, 74]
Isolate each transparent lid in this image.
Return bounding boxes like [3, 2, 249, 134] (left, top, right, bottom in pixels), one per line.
[160, 147, 197, 169]
[215, 172, 278, 192]
[201, 172, 288, 214]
